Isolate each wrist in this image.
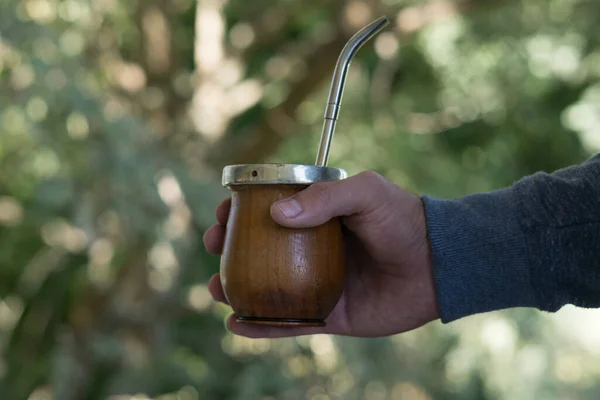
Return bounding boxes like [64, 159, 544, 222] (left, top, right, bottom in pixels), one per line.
[416, 196, 441, 322]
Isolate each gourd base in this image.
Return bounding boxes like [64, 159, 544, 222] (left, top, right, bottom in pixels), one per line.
[236, 316, 326, 327]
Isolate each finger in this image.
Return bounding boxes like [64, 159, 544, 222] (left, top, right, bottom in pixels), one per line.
[203, 224, 227, 254]
[208, 273, 229, 304]
[270, 171, 389, 228]
[216, 198, 232, 225]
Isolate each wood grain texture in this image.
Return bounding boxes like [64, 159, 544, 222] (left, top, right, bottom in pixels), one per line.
[220, 184, 345, 326]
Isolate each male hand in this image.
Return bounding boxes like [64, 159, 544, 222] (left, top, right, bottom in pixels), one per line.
[203, 171, 440, 338]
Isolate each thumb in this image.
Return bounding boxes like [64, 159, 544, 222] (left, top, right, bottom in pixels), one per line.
[270, 171, 388, 228]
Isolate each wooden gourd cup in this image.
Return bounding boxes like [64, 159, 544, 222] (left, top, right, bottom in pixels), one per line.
[220, 164, 348, 327]
[219, 16, 390, 327]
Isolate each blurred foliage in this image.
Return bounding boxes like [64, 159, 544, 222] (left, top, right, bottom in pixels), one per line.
[1, 0, 600, 399]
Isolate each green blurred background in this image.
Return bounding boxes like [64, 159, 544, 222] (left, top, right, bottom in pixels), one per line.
[1, 0, 600, 399]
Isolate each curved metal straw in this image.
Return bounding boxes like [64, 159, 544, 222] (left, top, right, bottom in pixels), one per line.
[315, 16, 390, 166]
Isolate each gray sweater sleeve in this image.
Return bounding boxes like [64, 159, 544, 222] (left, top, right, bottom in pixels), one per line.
[422, 153, 600, 323]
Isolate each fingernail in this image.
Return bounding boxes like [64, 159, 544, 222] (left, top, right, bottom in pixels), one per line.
[276, 199, 303, 218]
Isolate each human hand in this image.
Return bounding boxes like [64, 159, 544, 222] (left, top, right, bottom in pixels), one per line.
[203, 171, 440, 338]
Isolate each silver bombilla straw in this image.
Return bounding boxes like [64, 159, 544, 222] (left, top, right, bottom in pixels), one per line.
[315, 16, 390, 166]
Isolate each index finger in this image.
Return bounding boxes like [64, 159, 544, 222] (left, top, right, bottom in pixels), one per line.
[216, 197, 232, 225]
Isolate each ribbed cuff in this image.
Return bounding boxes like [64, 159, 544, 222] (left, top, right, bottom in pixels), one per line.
[422, 187, 537, 323]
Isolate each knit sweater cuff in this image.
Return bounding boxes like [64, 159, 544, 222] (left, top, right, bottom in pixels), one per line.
[422, 188, 537, 323]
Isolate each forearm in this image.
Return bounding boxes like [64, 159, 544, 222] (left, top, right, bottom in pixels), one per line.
[423, 153, 600, 322]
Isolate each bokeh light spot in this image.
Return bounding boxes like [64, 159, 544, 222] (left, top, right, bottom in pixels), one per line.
[27, 386, 53, 400]
[0, 296, 24, 331]
[59, 30, 85, 57]
[116, 62, 147, 93]
[33, 37, 59, 65]
[66, 112, 90, 140]
[187, 284, 212, 312]
[344, 1, 372, 29]
[26, 96, 49, 121]
[25, 0, 57, 24]
[58, 0, 83, 22]
[230, 23, 255, 50]
[364, 380, 387, 400]
[11, 64, 35, 90]
[391, 382, 431, 400]
[0, 197, 24, 226]
[375, 32, 400, 60]
[2, 106, 27, 133]
[41, 219, 88, 252]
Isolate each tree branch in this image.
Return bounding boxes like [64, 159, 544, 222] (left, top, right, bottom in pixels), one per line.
[137, 0, 185, 137]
